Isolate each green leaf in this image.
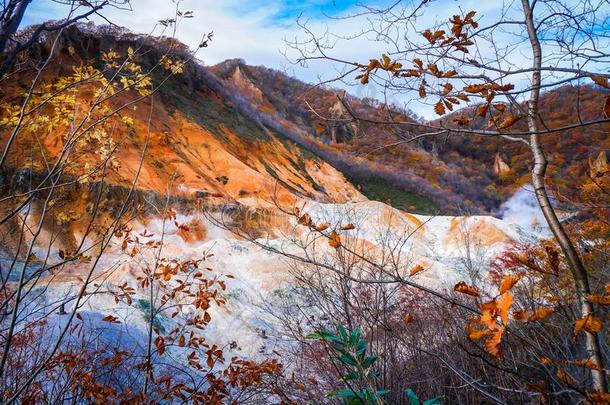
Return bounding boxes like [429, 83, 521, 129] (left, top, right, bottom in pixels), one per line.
[338, 323, 349, 342]
[339, 353, 358, 366]
[306, 332, 323, 340]
[328, 389, 357, 398]
[423, 397, 444, 405]
[362, 355, 377, 369]
[343, 371, 360, 381]
[349, 327, 362, 345]
[406, 389, 421, 405]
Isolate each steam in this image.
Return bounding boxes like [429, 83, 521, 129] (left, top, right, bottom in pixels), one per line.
[500, 185, 551, 238]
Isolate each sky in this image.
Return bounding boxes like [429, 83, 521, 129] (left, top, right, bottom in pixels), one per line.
[20, 0, 480, 118]
[20, 0, 607, 119]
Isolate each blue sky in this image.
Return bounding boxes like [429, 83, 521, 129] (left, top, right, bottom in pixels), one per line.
[20, 1, 606, 119]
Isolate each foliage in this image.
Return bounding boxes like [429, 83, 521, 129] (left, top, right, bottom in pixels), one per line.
[308, 324, 443, 405]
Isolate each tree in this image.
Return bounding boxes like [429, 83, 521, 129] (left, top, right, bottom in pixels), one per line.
[0, 4, 281, 402]
[286, 0, 609, 395]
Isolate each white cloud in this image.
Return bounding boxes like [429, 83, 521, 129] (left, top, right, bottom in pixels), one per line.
[21, 0, 608, 119]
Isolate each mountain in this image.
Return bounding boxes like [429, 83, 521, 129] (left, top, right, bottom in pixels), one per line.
[0, 24, 603, 401]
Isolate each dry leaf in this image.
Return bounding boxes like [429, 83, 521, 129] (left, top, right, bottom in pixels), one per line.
[574, 314, 603, 338]
[499, 274, 522, 294]
[454, 281, 481, 297]
[529, 307, 555, 322]
[476, 104, 489, 117]
[410, 264, 425, 277]
[328, 231, 341, 249]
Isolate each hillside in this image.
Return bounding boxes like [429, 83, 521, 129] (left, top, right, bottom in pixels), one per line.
[210, 58, 610, 214]
[1, 21, 608, 404]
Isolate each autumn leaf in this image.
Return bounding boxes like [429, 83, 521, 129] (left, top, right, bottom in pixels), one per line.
[418, 81, 427, 98]
[529, 307, 556, 322]
[497, 115, 522, 129]
[381, 54, 391, 68]
[340, 223, 356, 231]
[512, 310, 532, 321]
[499, 274, 522, 294]
[496, 292, 513, 325]
[590, 75, 610, 88]
[493, 103, 506, 112]
[468, 323, 492, 341]
[587, 294, 610, 305]
[315, 223, 330, 232]
[491, 83, 515, 92]
[442, 82, 453, 95]
[574, 314, 603, 338]
[434, 100, 446, 115]
[404, 313, 414, 324]
[409, 264, 425, 276]
[102, 315, 120, 324]
[328, 231, 341, 249]
[484, 327, 504, 359]
[464, 84, 487, 94]
[572, 359, 603, 371]
[454, 281, 480, 297]
[589, 391, 610, 404]
[475, 104, 489, 117]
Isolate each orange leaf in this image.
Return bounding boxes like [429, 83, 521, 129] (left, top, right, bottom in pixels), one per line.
[589, 391, 610, 404]
[315, 223, 330, 232]
[572, 359, 603, 371]
[475, 104, 489, 117]
[404, 313, 414, 324]
[434, 100, 446, 115]
[484, 327, 504, 359]
[587, 294, 610, 306]
[574, 314, 603, 338]
[493, 103, 506, 112]
[409, 264, 425, 277]
[454, 281, 480, 297]
[479, 300, 499, 329]
[496, 292, 513, 325]
[468, 324, 492, 341]
[499, 274, 522, 294]
[529, 307, 555, 322]
[590, 75, 610, 88]
[340, 223, 356, 231]
[512, 310, 532, 321]
[328, 231, 341, 249]
[497, 115, 522, 129]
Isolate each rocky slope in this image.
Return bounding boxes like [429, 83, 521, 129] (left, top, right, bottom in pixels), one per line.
[0, 24, 549, 366]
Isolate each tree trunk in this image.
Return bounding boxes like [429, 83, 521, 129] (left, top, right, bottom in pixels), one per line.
[521, 0, 607, 392]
